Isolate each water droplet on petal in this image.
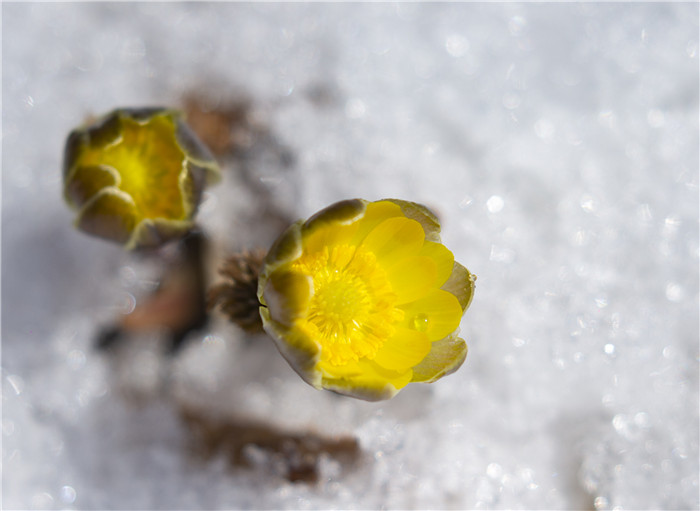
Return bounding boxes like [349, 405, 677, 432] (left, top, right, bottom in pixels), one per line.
[412, 313, 429, 332]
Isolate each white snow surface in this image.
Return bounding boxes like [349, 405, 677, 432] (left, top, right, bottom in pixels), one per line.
[2, 3, 699, 510]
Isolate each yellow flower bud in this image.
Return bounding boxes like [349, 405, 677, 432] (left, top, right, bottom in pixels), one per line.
[63, 108, 221, 250]
[258, 199, 475, 401]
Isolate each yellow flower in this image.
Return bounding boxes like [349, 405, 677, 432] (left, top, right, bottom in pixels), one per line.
[63, 108, 221, 250]
[258, 199, 475, 401]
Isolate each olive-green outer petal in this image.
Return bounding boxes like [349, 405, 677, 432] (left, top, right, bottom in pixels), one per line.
[263, 270, 313, 327]
[126, 107, 173, 123]
[258, 220, 304, 301]
[180, 162, 207, 218]
[441, 261, 476, 312]
[126, 218, 195, 251]
[303, 199, 366, 231]
[63, 130, 86, 181]
[64, 164, 120, 209]
[385, 198, 442, 243]
[321, 375, 402, 402]
[411, 334, 468, 383]
[260, 307, 322, 388]
[175, 119, 221, 185]
[75, 188, 138, 245]
[86, 110, 123, 150]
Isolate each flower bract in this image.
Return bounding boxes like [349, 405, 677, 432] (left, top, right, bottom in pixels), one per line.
[258, 199, 475, 401]
[63, 107, 221, 250]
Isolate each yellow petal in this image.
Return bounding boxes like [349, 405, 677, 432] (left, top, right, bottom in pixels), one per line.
[400, 288, 463, 341]
[419, 241, 454, 288]
[386, 256, 438, 304]
[411, 333, 468, 383]
[262, 269, 313, 327]
[349, 200, 403, 244]
[75, 188, 138, 244]
[303, 223, 359, 255]
[372, 327, 431, 371]
[360, 217, 425, 264]
[317, 358, 365, 379]
[441, 262, 476, 312]
[78, 114, 187, 220]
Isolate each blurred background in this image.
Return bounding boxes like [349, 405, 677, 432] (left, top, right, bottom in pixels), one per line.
[2, 3, 698, 509]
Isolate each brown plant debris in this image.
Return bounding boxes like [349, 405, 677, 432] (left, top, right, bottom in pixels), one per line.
[208, 249, 267, 333]
[180, 407, 361, 483]
[96, 230, 210, 354]
[183, 94, 266, 158]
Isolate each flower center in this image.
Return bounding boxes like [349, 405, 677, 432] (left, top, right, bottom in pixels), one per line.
[293, 244, 404, 365]
[314, 274, 370, 324]
[78, 115, 187, 221]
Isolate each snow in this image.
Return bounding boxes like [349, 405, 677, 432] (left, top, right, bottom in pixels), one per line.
[2, 3, 698, 509]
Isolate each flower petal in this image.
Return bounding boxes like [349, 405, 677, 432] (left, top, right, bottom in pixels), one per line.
[260, 307, 321, 387]
[372, 327, 431, 371]
[175, 118, 221, 184]
[64, 164, 120, 208]
[127, 218, 195, 250]
[126, 107, 170, 123]
[441, 262, 476, 312]
[302, 199, 365, 254]
[419, 241, 454, 288]
[360, 217, 425, 264]
[258, 220, 304, 294]
[386, 256, 437, 304]
[321, 362, 412, 401]
[305, 199, 366, 229]
[63, 129, 86, 180]
[262, 269, 313, 327]
[317, 358, 365, 379]
[349, 200, 403, 244]
[400, 288, 463, 341]
[86, 110, 123, 149]
[75, 188, 138, 244]
[410, 333, 468, 383]
[385, 199, 442, 243]
[179, 162, 205, 218]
